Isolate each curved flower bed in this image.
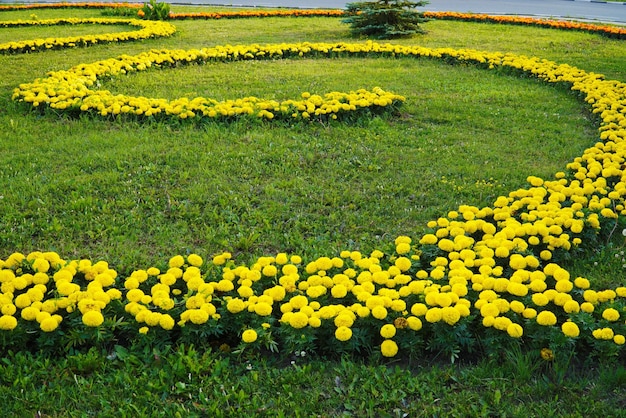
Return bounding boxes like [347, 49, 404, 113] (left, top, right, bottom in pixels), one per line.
[423, 11, 626, 40]
[0, 2, 141, 12]
[11, 44, 407, 122]
[0, 18, 176, 54]
[4, 41, 626, 359]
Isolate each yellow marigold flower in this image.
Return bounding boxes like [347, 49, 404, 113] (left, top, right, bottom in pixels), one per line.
[395, 257, 412, 272]
[411, 303, 428, 316]
[224, 297, 248, 314]
[242, 329, 258, 343]
[580, 302, 595, 313]
[252, 302, 271, 317]
[356, 306, 370, 318]
[139, 326, 149, 334]
[335, 326, 353, 342]
[494, 316, 512, 331]
[169, 255, 185, 268]
[480, 303, 499, 318]
[215, 280, 234, 293]
[561, 321, 580, 338]
[0, 315, 17, 331]
[187, 254, 203, 267]
[482, 316, 495, 327]
[124, 277, 140, 290]
[425, 307, 442, 323]
[275, 253, 289, 265]
[406, 316, 422, 331]
[372, 305, 388, 320]
[381, 339, 398, 357]
[602, 308, 620, 322]
[159, 314, 175, 330]
[553, 268, 570, 282]
[289, 295, 308, 310]
[390, 299, 406, 312]
[237, 285, 254, 299]
[334, 314, 354, 328]
[532, 293, 549, 307]
[420, 234, 438, 245]
[539, 250, 552, 261]
[614, 335, 625, 345]
[189, 309, 209, 325]
[14, 294, 31, 309]
[583, 290, 598, 303]
[395, 236, 412, 246]
[0, 301, 17, 315]
[563, 300, 580, 314]
[523, 308, 537, 319]
[441, 306, 461, 325]
[32, 258, 50, 273]
[510, 300, 525, 314]
[396, 242, 411, 255]
[262, 264, 278, 277]
[308, 316, 322, 328]
[126, 288, 145, 303]
[82, 310, 104, 327]
[289, 312, 309, 329]
[507, 323, 523, 338]
[435, 293, 453, 308]
[536, 311, 557, 326]
[507, 282, 528, 297]
[331, 284, 348, 299]
[602, 308, 619, 322]
[39, 316, 59, 332]
[380, 324, 397, 339]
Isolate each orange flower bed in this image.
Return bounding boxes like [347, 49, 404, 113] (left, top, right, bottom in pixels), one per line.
[166, 9, 345, 20]
[0, 2, 140, 11]
[423, 11, 626, 39]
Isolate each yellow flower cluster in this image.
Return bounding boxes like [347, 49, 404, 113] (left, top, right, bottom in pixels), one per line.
[12, 43, 408, 122]
[0, 251, 121, 332]
[0, 18, 176, 54]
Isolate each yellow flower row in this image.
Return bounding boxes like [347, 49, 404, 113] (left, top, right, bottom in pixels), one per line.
[0, 18, 176, 54]
[11, 43, 408, 122]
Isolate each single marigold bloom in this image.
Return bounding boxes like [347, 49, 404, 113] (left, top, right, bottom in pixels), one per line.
[335, 326, 352, 342]
[381, 339, 399, 357]
[242, 329, 257, 343]
[561, 321, 580, 338]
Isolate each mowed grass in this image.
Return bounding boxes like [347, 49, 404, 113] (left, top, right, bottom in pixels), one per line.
[0, 10, 610, 272]
[1, 7, 626, 416]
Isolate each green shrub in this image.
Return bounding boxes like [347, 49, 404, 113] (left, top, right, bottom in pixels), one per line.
[343, 0, 430, 39]
[141, 0, 170, 21]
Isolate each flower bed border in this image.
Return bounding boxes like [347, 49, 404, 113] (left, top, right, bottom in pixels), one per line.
[0, 17, 176, 53]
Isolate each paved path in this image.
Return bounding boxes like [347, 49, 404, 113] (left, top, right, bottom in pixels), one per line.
[4, 0, 626, 23]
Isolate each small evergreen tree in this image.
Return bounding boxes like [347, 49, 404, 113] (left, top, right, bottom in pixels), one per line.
[342, 0, 430, 39]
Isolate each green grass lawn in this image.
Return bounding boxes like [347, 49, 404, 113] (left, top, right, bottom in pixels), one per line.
[0, 5, 625, 416]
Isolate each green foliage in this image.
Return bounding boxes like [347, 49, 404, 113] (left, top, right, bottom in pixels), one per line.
[343, 0, 430, 39]
[100, 7, 140, 17]
[0, 349, 624, 416]
[141, 0, 170, 21]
